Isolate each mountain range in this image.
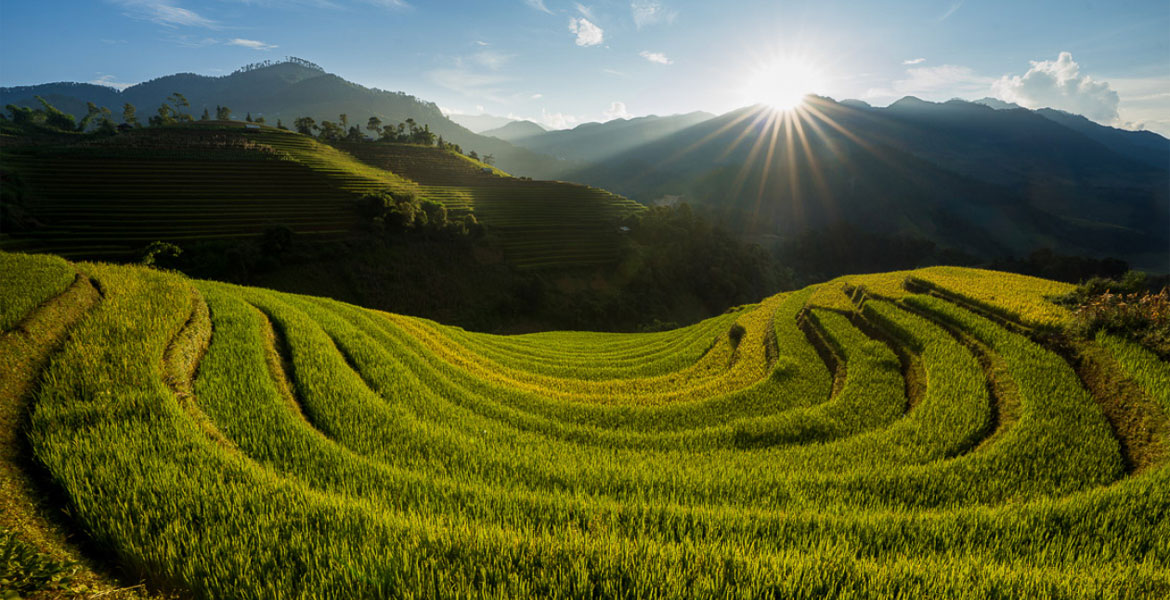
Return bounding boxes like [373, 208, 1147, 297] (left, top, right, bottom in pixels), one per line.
[4, 60, 1167, 271]
[0, 59, 561, 177]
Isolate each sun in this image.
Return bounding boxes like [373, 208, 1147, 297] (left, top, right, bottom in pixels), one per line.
[743, 57, 826, 111]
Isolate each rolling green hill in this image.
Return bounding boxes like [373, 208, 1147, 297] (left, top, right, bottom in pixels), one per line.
[1, 123, 643, 269]
[337, 142, 644, 269]
[3, 251, 1167, 598]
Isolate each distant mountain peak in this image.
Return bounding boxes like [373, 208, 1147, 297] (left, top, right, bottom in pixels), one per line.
[973, 97, 1024, 110]
[482, 120, 547, 141]
[232, 57, 325, 76]
[889, 95, 932, 108]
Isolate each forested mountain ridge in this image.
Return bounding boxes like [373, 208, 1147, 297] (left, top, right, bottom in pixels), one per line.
[0, 59, 561, 177]
[562, 97, 1169, 272]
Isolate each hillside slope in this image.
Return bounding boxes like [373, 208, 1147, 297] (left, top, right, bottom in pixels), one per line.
[3, 251, 1168, 598]
[2, 123, 643, 270]
[336, 142, 644, 269]
[0, 59, 563, 178]
[566, 98, 1170, 271]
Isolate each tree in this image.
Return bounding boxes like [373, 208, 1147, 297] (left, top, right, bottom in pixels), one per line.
[123, 103, 139, 127]
[468, 150, 479, 160]
[149, 103, 176, 127]
[34, 96, 77, 131]
[293, 116, 317, 135]
[200, 108, 210, 121]
[216, 105, 232, 121]
[482, 154, 495, 166]
[245, 112, 253, 122]
[345, 125, 364, 142]
[366, 116, 382, 137]
[255, 115, 265, 124]
[317, 120, 343, 142]
[167, 92, 192, 122]
[277, 119, 287, 130]
[79, 102, 114, 132]
[339, 113, 348, 129]
[139, 241, 182, 267]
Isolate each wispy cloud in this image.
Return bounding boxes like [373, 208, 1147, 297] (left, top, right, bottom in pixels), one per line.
[524, 0, 552, 14]
[428, 69, 515, 104]
[631, 1, 677, 29]
[639, 50, 672, 65]
[167, 34, 220, 47]
[602, 68, 629, 78]
[531, 93, 543, 99]
[228, 38, 278, 50]
[903, 57, 926, 65]
[575, 3, 596, 21]
[938, 1, 963, 21]
[863, 64, 993, 101]
[569, 17, 604, 46]
[113, 0, 218, 28]
[360, 0, 410, 8]
[466, 50, 513, 70]
[90, 74, 135, 90]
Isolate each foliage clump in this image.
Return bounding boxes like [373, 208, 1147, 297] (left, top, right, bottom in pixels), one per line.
[0, 529, 81, 598]
[1058, 272, 1170, 357]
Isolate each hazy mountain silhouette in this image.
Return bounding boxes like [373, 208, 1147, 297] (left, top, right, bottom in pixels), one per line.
[446, 112, 519, 133]
[564, 97, 1169, 270]
[504, 112, 715, 164]
[482, 120, 548, 142]
[0, 60, 561, 176]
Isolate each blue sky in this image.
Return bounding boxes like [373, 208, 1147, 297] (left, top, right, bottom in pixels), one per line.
[2, 1, 1167, 134]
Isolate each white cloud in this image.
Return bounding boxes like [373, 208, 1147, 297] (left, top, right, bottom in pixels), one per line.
[524, 0, 552, 14]
[992, 52, 1121, 124]
[1110, 76, 1170, 137]
[602, 68, 629, 78]
[113, 1, 218, 28]
[631, 1, 677, 28]
[639, 50, 672, 65]
[228, 38, 277, 50]
[89, 74, 134, 90]
[569, 17, 604, 46]
[903, 57, 926, 65]
[475, 40, 490, 46]
[531, 93, 544, 99]
[539, 109, 580, 130]
[603, 101, 630, 120]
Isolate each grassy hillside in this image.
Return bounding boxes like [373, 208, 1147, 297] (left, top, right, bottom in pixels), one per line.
[3, 251, 1167, 598]
[338, 142, 645, 269]
[0, 59, 565, 178]
[2, 123, 642, 270]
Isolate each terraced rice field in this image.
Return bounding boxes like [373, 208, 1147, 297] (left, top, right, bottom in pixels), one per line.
[2, 253, 1168, 599]
[340, 143, 645, 269]
[2, 126, 643, 269]
[0, 155, 362, 259]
